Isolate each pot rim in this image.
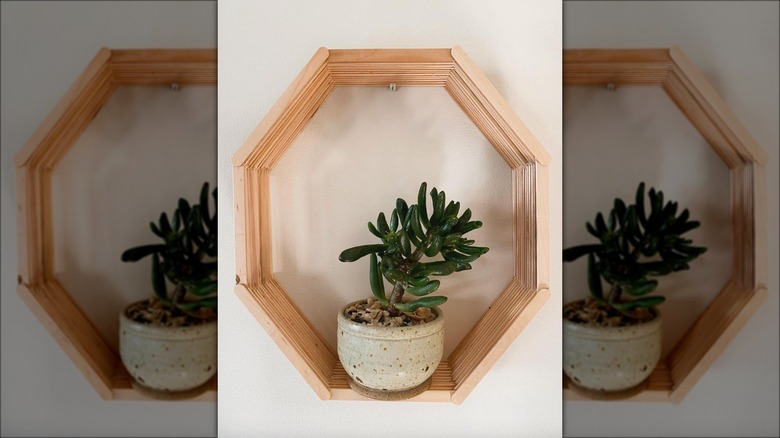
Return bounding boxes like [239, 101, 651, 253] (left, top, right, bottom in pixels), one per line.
[563, 299, 662, 339]
[120, 299, 217, 340]
[337, 298, 444, 338]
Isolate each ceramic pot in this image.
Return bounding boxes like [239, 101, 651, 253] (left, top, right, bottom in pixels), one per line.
[563, 302, 661, 395]
[337, 299, 444, 399]
[119, 301, 217, 396]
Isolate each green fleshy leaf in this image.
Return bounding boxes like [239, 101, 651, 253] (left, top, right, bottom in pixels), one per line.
[406, 280, 440, 296]
[121, 244, 166, 262]
[369, 253, 387, 305]
[338, 244, 388, 262]
[394, 296, 447, 312]
[151, 253, 169, 302]
[587, 253, 604, 301]
[418, 182, 430, 229]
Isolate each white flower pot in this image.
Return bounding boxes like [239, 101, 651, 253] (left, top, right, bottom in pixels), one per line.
[119, 302, 217, 398]
[563, 304, 662, 396]
[337, 299, 444, 400]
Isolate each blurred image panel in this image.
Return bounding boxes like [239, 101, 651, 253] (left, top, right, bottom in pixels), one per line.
[1, 2, 217, 437]
[563, 1, 779, 437]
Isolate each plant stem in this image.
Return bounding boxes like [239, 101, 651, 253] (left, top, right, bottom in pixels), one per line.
[388, 282, 405, 306]
[171, 284, 186, 307]
[607, 285, 621, 306]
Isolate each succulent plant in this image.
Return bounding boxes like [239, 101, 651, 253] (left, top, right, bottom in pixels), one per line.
[339, 182, 489, 312]
[121, 182, 217, 315]
[563, 182, 706, 316]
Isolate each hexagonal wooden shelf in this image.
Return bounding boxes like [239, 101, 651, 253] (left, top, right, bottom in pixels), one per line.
[563, 47, 768, 403]
[15, 48, 217, 401]
[232, 47, 551, 404]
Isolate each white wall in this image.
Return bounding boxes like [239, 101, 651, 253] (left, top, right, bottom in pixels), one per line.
[563, 2, 779, 437]
[1, 2, 217, 437]
[217, 0, 562, 436]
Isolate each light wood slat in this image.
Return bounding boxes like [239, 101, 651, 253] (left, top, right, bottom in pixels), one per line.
[667, 281, 767, 401]
[257, 168, 273, 281]
[243, 65, 331, 169]
[18, 283, 116, 400]
[663, 71, 743, 168]
[733, 165, 755, 288]
[564, 63, 672, 86]
[533, 164, 550, 290]
[563, 48, 672, 86]
[668, 288, 767, 404]
[110, 49, 216, 85]
[233, 166, 248, 285]
[235, 283, 336, 400]
[28, 66, 114, 170]
[668, 46, 768, 165]
[16, 168, 38, 285]
[328, 62, 454, 86]
[261, 75, 335, 169]
[753, 165, 767, 288]
[446, 69, 526, 167]
[233, 47, 330, 167]
[15, 48, 112, 167]
[327, 49, 453, 63]
[451, 288, 550, 404]
[451, 46, 551, 165]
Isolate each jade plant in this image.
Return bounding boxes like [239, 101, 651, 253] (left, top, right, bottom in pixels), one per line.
[121, 182, 217, 317]
[339, 182, 489, 313]
[563, 182, 706, 318]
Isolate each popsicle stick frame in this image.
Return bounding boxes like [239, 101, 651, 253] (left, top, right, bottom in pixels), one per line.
[15, 48, 217, 401]
[232, 47, 551, 404]
[562, 47, 768, 404]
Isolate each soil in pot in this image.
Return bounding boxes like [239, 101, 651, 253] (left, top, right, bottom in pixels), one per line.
[338, 298, 444, 401]
[563, 298, 662, 400]
[120, 298, 217, 400]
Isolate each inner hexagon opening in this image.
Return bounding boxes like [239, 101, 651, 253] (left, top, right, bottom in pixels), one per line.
[270, 86, 513, 357]
[52, 85, 216, 350]
[563, 86, 731, 357]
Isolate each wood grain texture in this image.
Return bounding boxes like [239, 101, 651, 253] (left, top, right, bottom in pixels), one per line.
[232, 47, 551, 403]
[563, 47, 768, 403]
[15, 47, 217, 401]
[232, 47, 330, 167]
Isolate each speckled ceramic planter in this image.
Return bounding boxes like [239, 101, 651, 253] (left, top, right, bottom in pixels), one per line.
[119, 302, 217, 398]
[337, 299, 444, 400]
[563, 303, 662, 398]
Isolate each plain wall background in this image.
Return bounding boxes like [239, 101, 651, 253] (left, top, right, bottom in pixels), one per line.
[1, 2, 217, 437]
[217, 0, 562, 436]
[563, 2, 779, 437]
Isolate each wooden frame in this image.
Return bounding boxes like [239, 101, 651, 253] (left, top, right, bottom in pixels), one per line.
[15, 48, 217, 401]
[232, 47, 551, 404]
[563, 47, 768, 404]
